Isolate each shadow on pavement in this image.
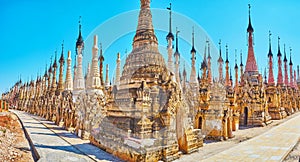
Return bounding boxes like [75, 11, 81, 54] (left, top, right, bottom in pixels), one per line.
[35, 143, 123, 161]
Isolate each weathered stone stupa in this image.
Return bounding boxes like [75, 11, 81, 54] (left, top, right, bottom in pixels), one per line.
[91, 0, 202, 161]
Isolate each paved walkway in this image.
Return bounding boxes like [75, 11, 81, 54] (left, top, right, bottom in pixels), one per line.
[12, 109, 300, 162]
[197, 113, 300, 162]
[11, 110, 121, 162]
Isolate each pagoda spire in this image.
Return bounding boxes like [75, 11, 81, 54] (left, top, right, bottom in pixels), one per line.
[218, 40, 224, 81]
[207, 39, 212, 84]
[234, 49, 238, 70]
[74, 50, 84, 91]
[234, 49, 239, 92]
[174, 29, 181, 85]
[201, 40, 207, 72]
[98, 43, 104, 86]
[35, 74, 40, 98]
[74, 16, 85, 94]
[166, 3, 174, 74]
[44, 64, 48, 80]
[247, 4, 254, 33]
[86, 63, 91, 89]
[289, 48, 293, 66]
[267, 31, 274, 85]
[43, 65, 48, 96]
[182, 63, 187, 92]
[240, 50, 244, 83]
[230, 67, 233, 87]
[203, 39, 207, 65]
[73, 53, 77, 87]
[115, 53, 121, 87]
[58, 42, 65, 92]
[48, 57, 52, 91]
[225, 44, 229, 63]
[120, 0, 166, 84]
[105, 64, 110, 87]
[51, 51, 58, 93]
[264, 68, 267, 85]
[289, 47, 293, 87]
[245, 4, 258, 74]
[76, 16, 84, 52]
[65, 51, 73, 91]
[190, 27, 197, 84]
[53, 51, 57, 69]
[283, 44, 289, 86]
[166, 3, 174, 41]
[133, 0, 158, 48]
[175, 28, 180, 54]
[268, 31, 273, 57]
[90, 35, 101, 90]
[207, 39, 211, 60]
[201, 52, 207, 79]
[225, 44, 230, 86]
[191, 27, 196, 54]
[277, 37, 283, 85]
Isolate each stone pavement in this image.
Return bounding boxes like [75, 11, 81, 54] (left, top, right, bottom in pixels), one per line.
[12, 108, 300, 162]
[11, 110, 122, 162]
[178, 112, 300, 162]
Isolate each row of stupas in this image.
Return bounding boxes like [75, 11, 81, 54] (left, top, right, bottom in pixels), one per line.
[2, 1, 300, 161]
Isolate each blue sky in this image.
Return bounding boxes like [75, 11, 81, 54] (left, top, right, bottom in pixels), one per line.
[1, 0, 300, 94]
